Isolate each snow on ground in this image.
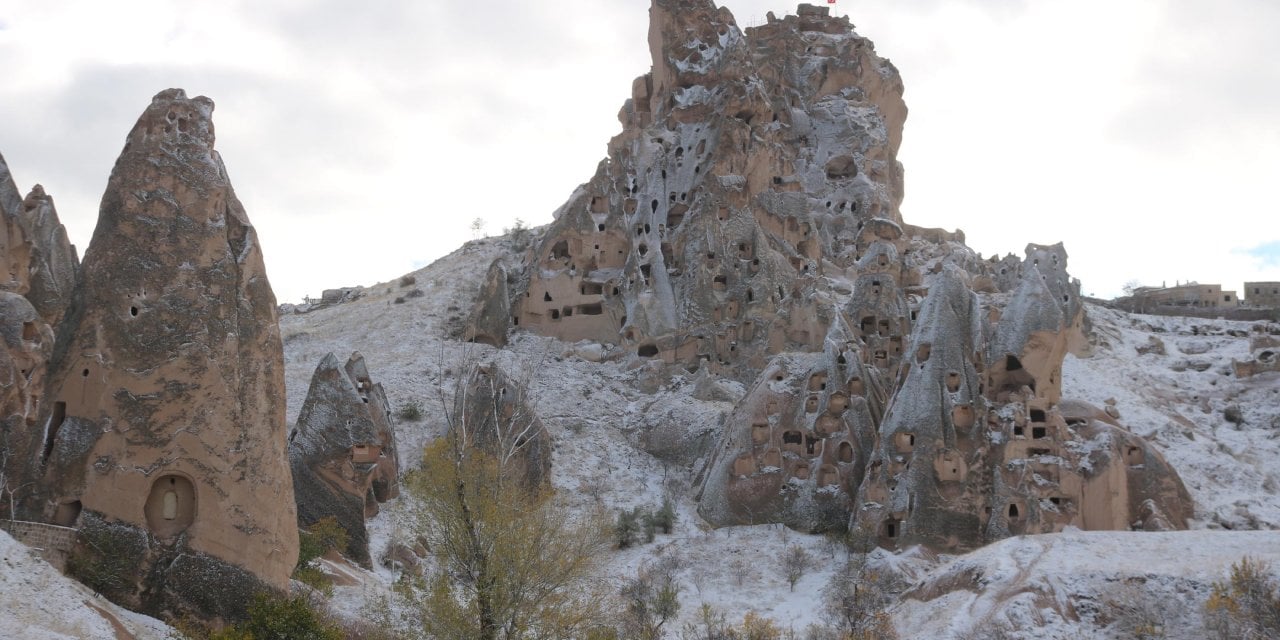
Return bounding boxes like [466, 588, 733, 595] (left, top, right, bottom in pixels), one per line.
[0, 531, 173, 640]
[1062, 305, 1280, 529]
[279, 235, 1280, 635]
[893, 528, 1280, 639]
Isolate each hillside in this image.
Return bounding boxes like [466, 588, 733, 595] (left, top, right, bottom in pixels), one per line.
[276, 231, 1280, 636]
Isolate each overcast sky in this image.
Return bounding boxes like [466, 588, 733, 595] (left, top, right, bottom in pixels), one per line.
[0, 0, 1276, 303]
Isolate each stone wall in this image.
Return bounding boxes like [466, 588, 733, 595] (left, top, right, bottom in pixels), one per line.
[1, 520, 76, 571]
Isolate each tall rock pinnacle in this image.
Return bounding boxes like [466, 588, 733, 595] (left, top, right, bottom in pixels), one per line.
[21, 89, 297, 618]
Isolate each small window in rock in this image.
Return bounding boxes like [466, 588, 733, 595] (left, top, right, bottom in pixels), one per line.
[550, 309, 561, 320]
[1013, 425, 1024, 437]
[946, 372, 961, 393]
[1030, 409, 1046, 423]
[543, 292, 553, 302]
[1005, 355, 1023, 371]
[129, 306, 139, 317]
[1008, 503, 1020, 519]
[637, 344, 659, 358]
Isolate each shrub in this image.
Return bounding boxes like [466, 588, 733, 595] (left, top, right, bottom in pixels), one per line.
[616, 508, 643, 549]
[782, 545, 810, 592]
[219, 593, 344, 640]
[649, 497, 677, 535]
[1204, 556, 1280, 639]
[297, 516, 349, 568]
[396, 399, 424, 422]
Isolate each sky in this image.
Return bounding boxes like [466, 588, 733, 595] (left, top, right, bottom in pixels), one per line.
[0, 0, 1276, 303]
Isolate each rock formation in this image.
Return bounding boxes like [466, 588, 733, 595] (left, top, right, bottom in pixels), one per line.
[453, 362, 551, 489]
[14, 89, 297, 619]
[0, 152, 78, 513]
[467, 1, 1193, 552]
[290, 352, 400, 567]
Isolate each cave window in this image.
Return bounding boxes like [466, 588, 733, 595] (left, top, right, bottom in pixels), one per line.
[895, 432, 915, 452]
[543, 292, 553, 302]
[838, 441, 854, 463]
[580, 282, 603, 295]
[129, 306, 139, 317]
[562, 306, 574, 317]
[805, 435, 817, 455]
[1013, 424, 1024, 437]
[550, 309, 561, 320]
[53, 500, 81, 527]
[22, 321, 38, 342]
[638, 344, 659, 358]
[747, 289, 754, 302]
[1008, 503, 1020, 519]
[1030, 409, 1046, 423]
[860, 316, 875, 334]
[713, 275, 728, 290]
[1032, 426, 1047, 439]
[551, 240, 571, 260]
[946, 372, 961, 393]
[781, 430, 804, 455]
[883, 518, 899, 539]
[577, 303, 603, 316]
[1005, 355, 1023, 371]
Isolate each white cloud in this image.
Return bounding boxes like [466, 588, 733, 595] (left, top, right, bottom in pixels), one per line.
[0, 0, 1274, 302]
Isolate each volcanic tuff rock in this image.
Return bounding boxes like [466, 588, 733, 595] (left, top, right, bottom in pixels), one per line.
[0, 152, 78, 508]
[290, 352, 400, 567]
[0, 153, 80, 325]
[466, 1, 1192, 552]
[14, 89, 297, 617]
[452, 362, 551, 489]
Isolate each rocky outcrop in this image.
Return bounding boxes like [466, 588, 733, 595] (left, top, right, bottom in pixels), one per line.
[0, 153, 79, 324]
[0, 292, 55, 489]
[16, 89, 297, 618]
[463, 1, 1192, 552]
[502, 1, 913, 379]
[290, 352, 400, 567]
[0, 153, 77, 514]
[454, 362, 551, 488]
[19, 186, 79, 326]
[463, 259, 511, 347]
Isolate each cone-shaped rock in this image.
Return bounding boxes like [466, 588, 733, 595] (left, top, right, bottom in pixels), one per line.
[290, 352, 400, 567]
[22, 89, 296, 617]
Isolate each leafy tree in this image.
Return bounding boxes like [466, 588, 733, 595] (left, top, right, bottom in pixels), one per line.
[1204, 556, 1280, 639]
[405, 434, 605, 640]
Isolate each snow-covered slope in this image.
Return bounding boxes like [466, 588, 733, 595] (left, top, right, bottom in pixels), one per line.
[0, 531, 173, 640]
[277, 234, 1280, 635]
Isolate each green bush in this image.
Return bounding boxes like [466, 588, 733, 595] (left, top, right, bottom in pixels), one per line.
[616, 508, 644, 549]
[396, 400, 424, 422]
[206, 593, 344, 640]
[297, 516, 349, 568]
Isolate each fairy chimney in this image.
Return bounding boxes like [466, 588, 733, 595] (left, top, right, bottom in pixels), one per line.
[21, 89, 297, 618]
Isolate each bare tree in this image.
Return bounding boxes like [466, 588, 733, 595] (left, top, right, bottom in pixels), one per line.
[621, 554, 684, 640]
[783, 545, 811, 592]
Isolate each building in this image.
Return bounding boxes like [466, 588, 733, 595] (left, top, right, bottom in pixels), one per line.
[1130, 282, 1237, 309]
[1244, 282, 1280, 308]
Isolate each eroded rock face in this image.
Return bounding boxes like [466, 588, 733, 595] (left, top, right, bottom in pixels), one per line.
[504, 1, 909, 377]
[454, 362, 551, 489]
[18, 89, 297, 615]
[468, 1, 1192, 552]
[0, 292, 55, 485]
[20, 185, 79, 326]
[290, 352, 400, 567]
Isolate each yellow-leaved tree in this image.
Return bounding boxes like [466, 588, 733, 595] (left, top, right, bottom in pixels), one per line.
[404, 360, 610, 640]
